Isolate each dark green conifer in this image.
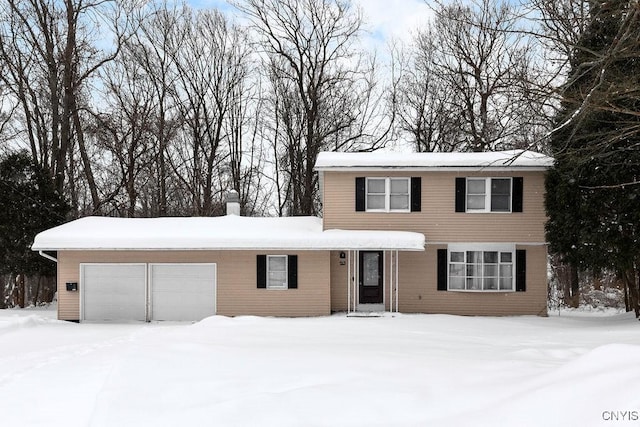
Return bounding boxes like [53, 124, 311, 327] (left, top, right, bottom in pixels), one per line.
[0, 151, 69, 307]
[546, 0, 640, 314]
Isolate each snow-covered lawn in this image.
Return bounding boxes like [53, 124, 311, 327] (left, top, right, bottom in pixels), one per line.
[1, 307, 639, 427]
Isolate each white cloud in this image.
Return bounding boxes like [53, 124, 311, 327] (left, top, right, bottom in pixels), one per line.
[356, 0, 434, 45]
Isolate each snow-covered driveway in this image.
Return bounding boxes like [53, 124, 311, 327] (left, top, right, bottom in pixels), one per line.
[0, 307, 639, 426]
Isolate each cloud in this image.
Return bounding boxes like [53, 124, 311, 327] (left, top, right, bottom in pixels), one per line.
[356, 0, 434, 45]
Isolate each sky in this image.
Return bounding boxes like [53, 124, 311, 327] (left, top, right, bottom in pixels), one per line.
[188, 0, 434, 50]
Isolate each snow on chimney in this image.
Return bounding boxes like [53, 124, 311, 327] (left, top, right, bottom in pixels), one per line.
[226, 190, 240, 216]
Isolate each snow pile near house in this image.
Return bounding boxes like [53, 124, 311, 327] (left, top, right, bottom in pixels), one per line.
[31, 215, 425, 251]
[1, 308, 639, 427]
[315, 149, 554, 169]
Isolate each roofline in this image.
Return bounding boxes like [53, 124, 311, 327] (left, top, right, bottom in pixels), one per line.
[314, 166, 550, 172]
[32, 246, 425, 252]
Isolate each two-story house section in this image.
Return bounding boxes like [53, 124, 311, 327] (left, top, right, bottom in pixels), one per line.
[315, 149, 554, 316]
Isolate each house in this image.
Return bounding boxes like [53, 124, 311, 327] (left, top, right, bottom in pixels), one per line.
[32, 149, 552, 321]
[316, 149, 552, 317]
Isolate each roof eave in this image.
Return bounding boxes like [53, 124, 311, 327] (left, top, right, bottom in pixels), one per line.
[33, 246, 425, 251]
[314, 165, 551, 172]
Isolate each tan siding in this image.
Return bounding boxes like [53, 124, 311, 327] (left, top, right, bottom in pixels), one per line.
[57, 250, 330, 321]
[57, 252, 79, 320]
[331, 245, 547, 316]
[327, 246, 547, 316]
[330, 251, 348, 312]
[322, 171, 547, 243]
[396, 245, 547, 316]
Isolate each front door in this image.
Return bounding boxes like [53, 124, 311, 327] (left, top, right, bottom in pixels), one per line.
[359, 251, 383, 304]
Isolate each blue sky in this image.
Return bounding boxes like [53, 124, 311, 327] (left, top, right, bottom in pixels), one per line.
[187, 0, 434, 48]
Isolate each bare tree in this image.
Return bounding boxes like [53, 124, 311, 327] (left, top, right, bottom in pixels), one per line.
[224, 70, 269, 216]
[392, 37, 463, 152]
[91, 47, 157, 217]
[418, 0, 547, 152]
[237, 0, 388, 215]
[528, 0, 590, 69]
[128, 3, 184, 216]
[0, 0, 132, 214]
[163, 8, 253, 216]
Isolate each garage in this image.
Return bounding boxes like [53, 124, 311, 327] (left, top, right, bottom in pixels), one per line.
[149, 263, 216, 321]
[81, 264, 147, 321]
[80, 263, 216, 322]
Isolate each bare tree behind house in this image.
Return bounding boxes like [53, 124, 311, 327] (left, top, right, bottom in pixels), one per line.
[529, 0, 590, 70]
[417, 0, 548, 152]
[0, 0, 132, 214]
[237, 0, 390, 215]
[165, 8, 254, 216]
[392, 36, 463, 152]
[91, 46, 158, 218]
[128, 3, 184, 216]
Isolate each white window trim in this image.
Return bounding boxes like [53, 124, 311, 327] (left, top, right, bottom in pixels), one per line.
[447, 243, 515, 292]
[365, 177, 411, 213]
[266, 255, 288, 290]
[466, 177, 512, 213]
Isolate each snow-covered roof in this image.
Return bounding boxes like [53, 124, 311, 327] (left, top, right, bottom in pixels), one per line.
[314, 149, 553, 171]
[31, 216, 425, 251]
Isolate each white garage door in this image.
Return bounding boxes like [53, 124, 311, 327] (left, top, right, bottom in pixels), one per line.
[150, 264, 216, 321]
[81, 264, 147, 321]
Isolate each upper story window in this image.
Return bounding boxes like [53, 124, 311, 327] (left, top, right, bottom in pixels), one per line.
[366, 178, 410, 212]
[455, 177, 523, 213]
[356, 177, 421, 213]
[466, 178, 511, 212]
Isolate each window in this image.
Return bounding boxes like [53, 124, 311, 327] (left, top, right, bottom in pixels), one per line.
[267, 255, 287, 289]
[448, 245, 514, 291]
[466, 178, 512, 212]
[257, 255, 298, 289]
[357, 177, 421, 212]
[366, 177, 410, 212]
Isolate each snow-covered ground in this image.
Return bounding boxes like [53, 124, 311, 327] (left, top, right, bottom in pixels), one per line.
[1, 307, 639, 427]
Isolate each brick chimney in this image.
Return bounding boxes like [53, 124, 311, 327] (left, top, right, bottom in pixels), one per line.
[226, 190, 240, 216]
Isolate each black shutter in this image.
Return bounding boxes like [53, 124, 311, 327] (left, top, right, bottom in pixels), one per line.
[455, 178, 466, 212]
[437, 249, 448, 291]
[512, 177, 523, 212]
[355, 177, 365, 212]
[287, 255, 298, 289]
[516, 250, 526, 292]
[411, 177, 422, 212]
[257, 255, 266, 288]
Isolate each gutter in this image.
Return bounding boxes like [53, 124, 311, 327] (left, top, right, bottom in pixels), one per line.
[38, 250, 58, 263]
[313, 166, 551, 172]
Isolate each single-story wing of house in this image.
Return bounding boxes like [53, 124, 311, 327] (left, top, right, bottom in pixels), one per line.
[31, 212, 424, 322]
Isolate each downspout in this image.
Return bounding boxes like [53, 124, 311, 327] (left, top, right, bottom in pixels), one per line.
[38, 251, 58, 263]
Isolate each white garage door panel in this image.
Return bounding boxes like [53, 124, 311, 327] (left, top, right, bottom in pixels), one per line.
[82, 264, 146, 321]
[150, 264, 216, 321]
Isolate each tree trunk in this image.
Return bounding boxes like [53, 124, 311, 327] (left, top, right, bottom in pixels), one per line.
[0, 274, 8, 309]
[17, 274, 25, 309]
[569, 262, 580, 308]
[32, 276, 42, 306]
[73, 105, 100, 214]
[624, 278, 630, 312]
[624, 267, 640, 318]
[636, 266, 640, 319]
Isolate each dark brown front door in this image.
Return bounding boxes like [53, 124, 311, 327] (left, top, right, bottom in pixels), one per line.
[359, 251, 383, 304]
